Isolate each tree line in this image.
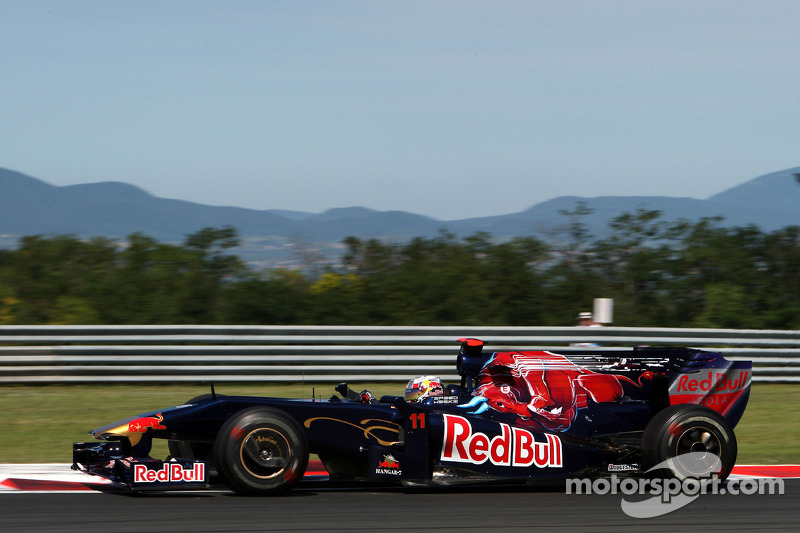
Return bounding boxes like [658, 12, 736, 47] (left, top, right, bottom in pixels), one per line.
[0, 207, 799, 328]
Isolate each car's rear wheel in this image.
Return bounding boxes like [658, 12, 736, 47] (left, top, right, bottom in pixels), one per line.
[641, 404, 737, 481]
[214, 407, 308, 495]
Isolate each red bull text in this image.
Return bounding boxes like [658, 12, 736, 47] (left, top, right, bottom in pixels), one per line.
[670, 369, 750, 413]
[440, 414, 562, 468]
[133, 462, 206, 484]
[674, 371, 750, 393]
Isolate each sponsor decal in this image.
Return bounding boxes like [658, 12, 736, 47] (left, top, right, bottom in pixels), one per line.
[133, 462, 206, 484]
[670, 369, 750, 413]
[127, 413, 167, 433]
[431, 396, 460, 405]
[674, 371, 749, 393]
[608, 463, 640, 472]
[375, 454, 402, 476]
[440, 414, 562, 468]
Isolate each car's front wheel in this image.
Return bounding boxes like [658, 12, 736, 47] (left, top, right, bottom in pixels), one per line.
[214, 407, 308, 495]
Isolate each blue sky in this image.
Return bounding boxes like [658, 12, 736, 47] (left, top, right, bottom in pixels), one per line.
[2, 1, 799, 220]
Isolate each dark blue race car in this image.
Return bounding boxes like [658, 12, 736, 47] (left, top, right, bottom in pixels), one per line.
[73, 338, 751, 495]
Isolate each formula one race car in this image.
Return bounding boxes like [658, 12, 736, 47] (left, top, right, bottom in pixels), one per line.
[73, 339, 752, 495]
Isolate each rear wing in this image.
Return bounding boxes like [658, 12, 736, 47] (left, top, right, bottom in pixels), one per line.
[662, 348, 751, 428]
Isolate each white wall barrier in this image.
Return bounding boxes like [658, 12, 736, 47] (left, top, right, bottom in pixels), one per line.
[0, 325, 798, 384]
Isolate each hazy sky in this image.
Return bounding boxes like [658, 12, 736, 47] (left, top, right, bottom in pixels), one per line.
[2, 1, 799, 220]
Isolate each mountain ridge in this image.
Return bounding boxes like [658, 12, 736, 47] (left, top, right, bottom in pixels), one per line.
[2, 166, 799, 264]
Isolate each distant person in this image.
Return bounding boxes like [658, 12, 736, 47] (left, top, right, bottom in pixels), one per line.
[573, 311, 601, 346]
[577, 311, 597, 327]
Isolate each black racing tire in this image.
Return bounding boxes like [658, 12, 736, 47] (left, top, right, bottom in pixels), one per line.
[214, 407, 308, 495]
[641, 404, 737, 481]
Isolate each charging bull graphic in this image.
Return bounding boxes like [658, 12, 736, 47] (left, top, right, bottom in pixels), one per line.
[461, 351, 654, 432]
[127, 413, 167, 433]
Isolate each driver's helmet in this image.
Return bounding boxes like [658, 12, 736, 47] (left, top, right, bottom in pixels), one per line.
[404, 375, 444, 402]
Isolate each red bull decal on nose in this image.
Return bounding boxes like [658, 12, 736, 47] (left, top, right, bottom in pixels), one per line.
[440, 414, 562, 468]
[127, 413, 167, 433]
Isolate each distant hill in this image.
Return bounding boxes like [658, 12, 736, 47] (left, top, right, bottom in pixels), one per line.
[445, 168, 800, 239]
[1, 166, 799, 265]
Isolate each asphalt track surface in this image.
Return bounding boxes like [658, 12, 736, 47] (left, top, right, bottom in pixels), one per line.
[2, 478, 798, 532]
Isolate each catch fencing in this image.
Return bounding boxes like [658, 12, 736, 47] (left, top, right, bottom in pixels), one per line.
[0, 325, 799, 384]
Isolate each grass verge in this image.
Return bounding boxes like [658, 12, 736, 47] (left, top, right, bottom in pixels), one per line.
[0, 382, 795, 464]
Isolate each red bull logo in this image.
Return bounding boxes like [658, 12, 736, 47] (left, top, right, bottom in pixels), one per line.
[670, 369, 750, 414]
[675, 371, 749, 393]
[127, 414, 167, 433]
[133, 462, 206, 484]
[440, 414, 562, 468]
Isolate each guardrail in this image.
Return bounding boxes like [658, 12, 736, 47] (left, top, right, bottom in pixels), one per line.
[1, 325, 798, 384]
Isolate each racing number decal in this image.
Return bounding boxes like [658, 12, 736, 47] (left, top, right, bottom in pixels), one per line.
[409, 413, 426, 429]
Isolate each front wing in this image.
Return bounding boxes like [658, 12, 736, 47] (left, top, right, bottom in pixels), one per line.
[73, 441, 208, 491]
